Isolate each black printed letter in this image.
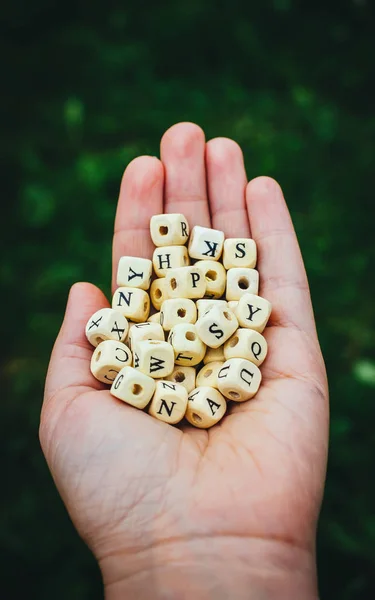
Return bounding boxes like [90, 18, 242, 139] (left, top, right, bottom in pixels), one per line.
[202, 240, 218, 257]
[235, 242, 246, 258]
[208, 322, 224, 340]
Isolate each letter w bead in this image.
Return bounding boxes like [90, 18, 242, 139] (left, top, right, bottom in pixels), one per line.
[149, 355, 165, 373]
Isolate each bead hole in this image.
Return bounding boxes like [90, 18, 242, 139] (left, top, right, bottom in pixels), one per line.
[229, 391, 240, 400]
[132, 384, 143, 395]
[192, 412, 202, 423]
[159, 226, 168, 236]
[229, 336, 239, 347]
[174, 372, 186, 383]
[183, 256, 189, 265]
[177, 308, 186, 318]
[223, 311, 232, 320]
[206, 270, 217, 281]
[171, 278, 177, 290]
[185, 331, 196, 341]
[238, 277, 249, 290]
[155, 288, 162, 299]
[96, 336, 104, 345]
[96, 351, 101, 361]
[144, 301, 148, 311]
[204, 369, 212, 378]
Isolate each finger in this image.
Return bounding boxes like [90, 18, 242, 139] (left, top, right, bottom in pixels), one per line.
[206, 138, 250, 237]
[161, 122, 211, 228]
[112, 156, 164, 290]
[43, 282, 109, 408]
[246, 177, 316, 335]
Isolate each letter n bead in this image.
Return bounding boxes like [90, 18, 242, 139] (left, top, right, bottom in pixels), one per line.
[150, 213, 190, 246]
[111, 366, 155, 409]
[217, 358, 262, 402]
[185, 386, 227, 429]
[148, 381, 188, 424]
[195, 305, 238, 348]
[116, 256, 153, 290]
[91, 340, 132, 383]
[112, 287, 150, 323]
[85, 308, 128, 347]
[235, 293, 272, 333]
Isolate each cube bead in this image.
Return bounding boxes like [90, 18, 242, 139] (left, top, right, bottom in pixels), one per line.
[217, 358, 262, 402]
[160, 298, 197, 331]
[196, 299, 228, 319]
[235, 293, 272, 333]
[112, 287, 150, 323]
[150, 213, 189, 247]
[195, 260, 226, 299]
[196, 361, 224, 389]
[166, 366, 196, 393]
[226, 268, 259, 301]
[195, 304, 238, 348]
[224, 329, 267, 366]
[85, 308, 128, 347]
[128, 322, 164, 352]
[150, 278, 169, 311]
[223, 238, 257, 269]
[165, 266, 206, 300]
[188, 226, 224, 261]
[134, 340, 174, 379]
[111, 366, 155, 408]
[148, 312, 161, 324]
[185, 386, 227, 429]
[117, 256, 152, 290]
[148, 380, 188, 424]
[153, 246, 189, 277]
[90, 340, 132, 384]
[168, 324, 206, 366]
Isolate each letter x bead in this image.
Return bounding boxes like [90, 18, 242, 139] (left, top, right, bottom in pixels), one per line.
[85, 308, 128, 347]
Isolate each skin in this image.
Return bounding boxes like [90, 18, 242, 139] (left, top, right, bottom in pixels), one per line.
[40, 123, 328, 599]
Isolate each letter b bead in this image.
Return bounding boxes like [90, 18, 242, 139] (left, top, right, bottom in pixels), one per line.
[195, 304, 238, 348]
[217, 358, 262, 402]
[148, 381, 188, 424]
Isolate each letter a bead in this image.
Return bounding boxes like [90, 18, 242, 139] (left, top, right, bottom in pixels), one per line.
[116, 256, 152, 290]
[224, 329, 267, 366]
[150, 214, 190, 247]
[217, 358, 262, 402]
[195, 304, 238, 348]
[153, 246, 189, 277]
[188, 226, 224, 261]
[235, 293, 272, 333]
[148, 381, 188, 424]
[85, 308, 128, 347]
[111, 366, 155, 409]
[223, 238, 257, 269]
[185, 386, 227, 428]
[91, 340, 132, 383]
[165, 266, 206, 299]
[134, 340, 174, 379]
[226, 268, 259, 301]
[112, 287, 150, 323]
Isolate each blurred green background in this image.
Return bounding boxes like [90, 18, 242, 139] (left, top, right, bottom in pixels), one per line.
[1, 1, 374, 598]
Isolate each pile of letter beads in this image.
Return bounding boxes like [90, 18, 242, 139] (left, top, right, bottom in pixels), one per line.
[85, 213, 272, 429]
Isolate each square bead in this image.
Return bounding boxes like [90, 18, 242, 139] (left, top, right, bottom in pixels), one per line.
[116, 256, 152, 290]
[90, 340, 132, 384]
[148, 380, 188, 424]
[127, 322, 164, 352]
[153, 246, 189, 277]
[112, 287, 150, 323]
[148, 312, 161, 324]
[235, 293, 272, 333]
[224, 329, 267, 366]
[196, 361, 224, 389]
[185, 386, 227, 428]
[160, 298, 197, 331]
[226, 268, 259, 301]
[166, 366, 196, 393]
[188, 226, 224, 261]
[150, 213, 189, 246]
[195, 260, 226, 298]
[217, 358, 262, 402]
[196, 299, 228, 319]
[223, 238, 257, 269]
[134, 340, 174, 379]
[111, 366, 155, 409]
[150, 278, 169, 310]
[168, 324, 206, 366]
[203, 345, 225, 364]
[165, 266, 206, 300]
[85, 308, 128, 347]
[195, 304, 238, 348]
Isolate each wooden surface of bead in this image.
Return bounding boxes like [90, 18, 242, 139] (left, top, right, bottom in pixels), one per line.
[165, 266, 206, 299]
[196, 361, 224, 389]
[195, 260, 226, 298]
[128, 322, 164, 352]
[196, 299, 228, 319]
[116, 256, 152, 290]
[160, 298, 197, 331]
[168, 324, 206, 366]
[185, 386, 227, 428]
[150, 213, 189, 247]
[150, 278, 169, 310]
[188, 226, 224, 261]
[217, 358, 262, 402]
[90, 340, 132, 384]
[223, 238, 257, 269]
[153, 246, 189, 277]
[224, 329, 267, 366]
[112, 287, 150, 323]
[134, 340, 174, 378]
[195, 304, 238, 348]
[148, 312, 161, 324]
[226, 268, 259, 301]
[86, 308, 128, 347]
[235, 293, 272, 332]
[228, 300, 239, 312]
[203, 345, 225, 364]
[148, 380, 188, 424]
[166, 366, 196, 393]
[111, 366, 156, 408]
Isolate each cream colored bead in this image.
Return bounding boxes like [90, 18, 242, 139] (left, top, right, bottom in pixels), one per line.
[235, 293, 272, 333]
[223, 238, 257, 269]
[185, 386, 227, 428]
[153, 246, 189, 277]
[150, 278, 169, 310]
[224, 329, 267, 366]
[134, 340, 174, 379]
[195, 260, 226, 299]
[128, 322, 164, 352]
[195, 304, 238, 348]
[112, 287, 150, 323]
[150, 213, 189, 247]
[85, 308, 128, 347]
[203, 345, 225, 364]
[228, 301, 239, 312]
[217, 358, 262, 402]
[196, 361, 224, 389]
[167, 324, 206, 366]
[116, 256, 152, 290]
[148, 312, 161, 324]
[226, 268, 259, 301]
[160, 298, 197, 331]
[166, 366, 196, 393]
[165, 266, 206, 300]
[90, 340, 132, 384]
[188, 226, 224, 261]
[111, 366, 155, 409]
[148, 381, 188, 424]
[196, 299, 228, 319]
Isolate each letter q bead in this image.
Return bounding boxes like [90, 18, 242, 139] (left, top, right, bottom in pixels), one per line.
[91, 340, 132, 384]
[217, 358, 262, 402]
[185, 386, 227, 429]
[111, 366, 155, 409]
[150, 213, 190, 246]
[226, 268, 259, 301]
[195, 304, 238, 348]
[148, 381, 188, 424]
[224, 329, 267, 366]
[85, 308, 128, 347]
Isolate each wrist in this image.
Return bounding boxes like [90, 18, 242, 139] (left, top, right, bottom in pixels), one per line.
[100, 536, 318, 600]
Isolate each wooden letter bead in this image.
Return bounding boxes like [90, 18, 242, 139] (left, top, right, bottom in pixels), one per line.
[196, 299, 228, 319]
[228, 301, 239, 312]
[111, 366, 155, 409]
[165, 266, 206, 300]
[195, 260, 226, 299]
[148, 381, 188, 424]
[195, 304, 238, 348]
[223, 238, 257, 269]
[128, 322, 164, 352]
[153, 246, 189, 277]
[134, 340, 174, 378]
[185, 386, 227, 428]
[112, 287, 150, 323]
[203, 345, 225, 364]
[224, 329, 267, 366]
[91, 340, 132, 384]
[166, 366, 196, 393]
[160, 298, 197, 331]
[217, 358, 262, 402]
[168, 324, 206, 366]
[148, 312, 161, 324]
[86, 308, 128, 347]
[188, 226, 224, 261]
[226, 268, 259, 301]
[116, 256, 152, 290]
[196, 361, 224, 389]
[150, 213, 189, 247]
[235, 293, 272, 333]
[150, 278, 169, 310]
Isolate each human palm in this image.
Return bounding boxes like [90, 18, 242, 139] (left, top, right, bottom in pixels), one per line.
[41, 123, 328, 599]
